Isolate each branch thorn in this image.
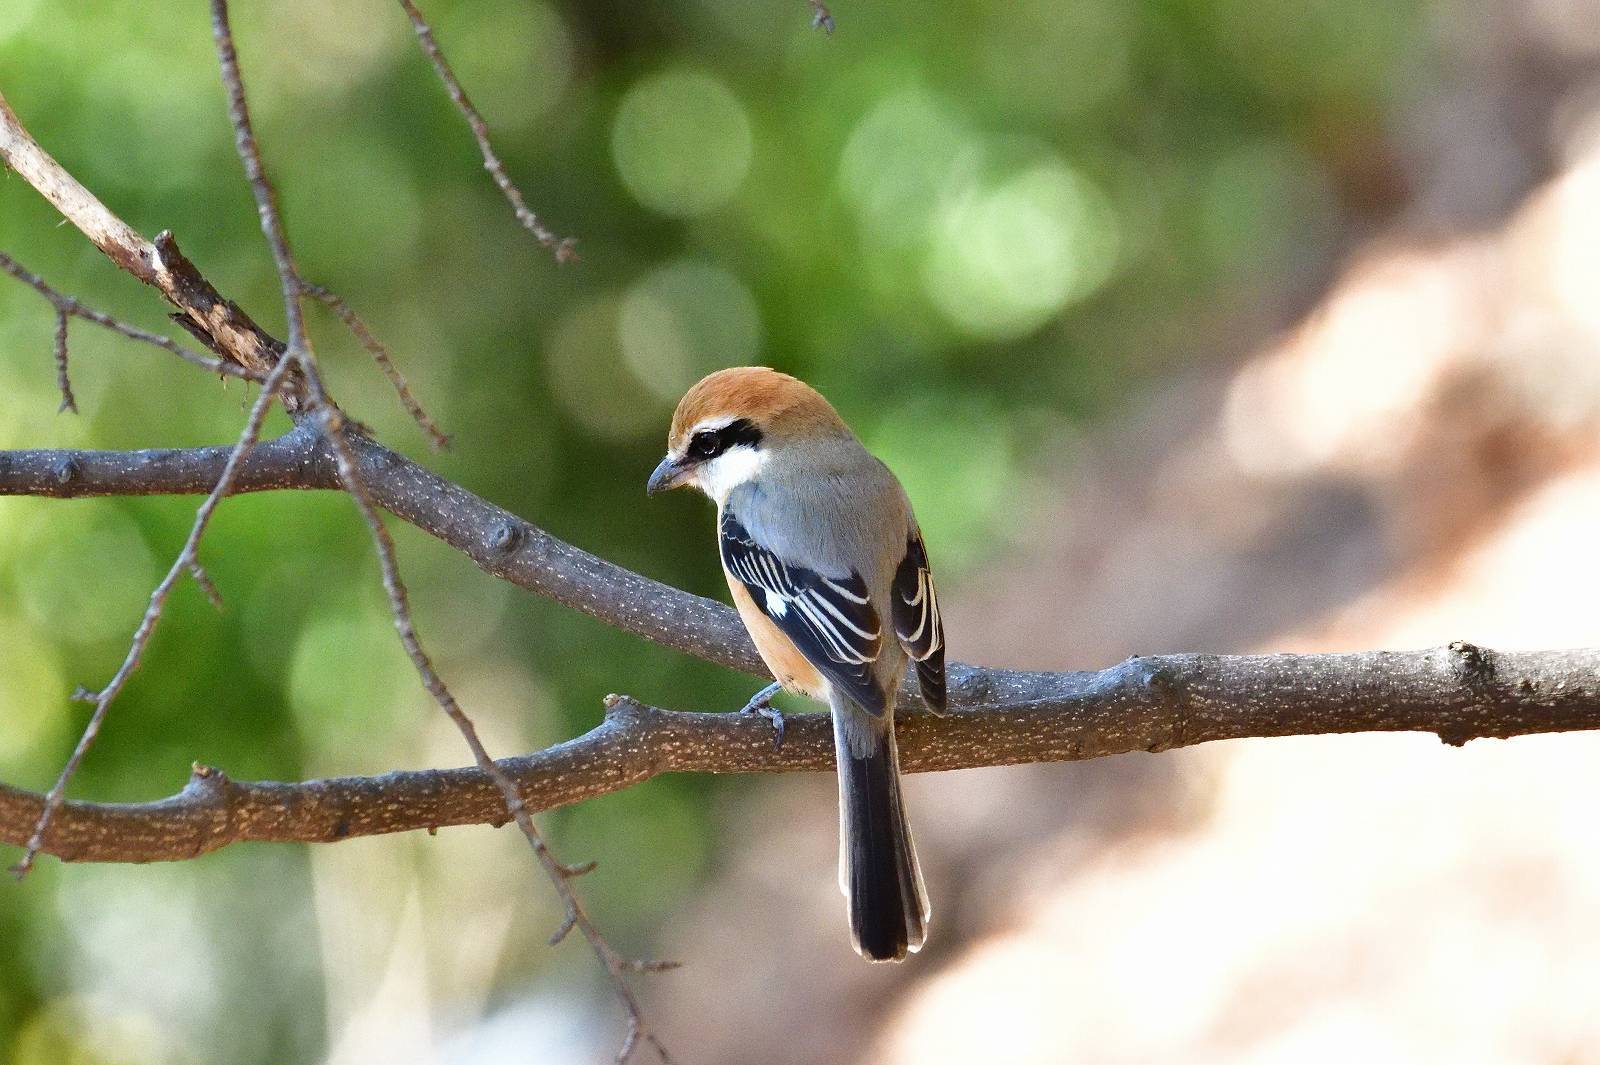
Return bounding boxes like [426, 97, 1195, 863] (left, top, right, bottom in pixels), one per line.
[549, 909, 578, 945]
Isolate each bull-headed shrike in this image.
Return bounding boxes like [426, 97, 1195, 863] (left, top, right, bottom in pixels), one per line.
[648, 367, 944, 962]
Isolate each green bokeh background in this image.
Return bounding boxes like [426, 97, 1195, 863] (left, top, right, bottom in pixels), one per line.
[0, 0, 1424, 1059]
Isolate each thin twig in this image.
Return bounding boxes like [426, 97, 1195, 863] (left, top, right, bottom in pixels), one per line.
[319, 411, 675, 1063]
[0, 250, 249, 381]
[396, 0, 577, 263]
[188, 562, 225, 612]
[208, 3, 663, 1056]
[52, 305, 77, 413]
[208, 0, 310, 365]
[549, 910, 578, 946]
[10, 354, 294, 878]
[808, 0, 836, 33]
[301, 282, 450, 449]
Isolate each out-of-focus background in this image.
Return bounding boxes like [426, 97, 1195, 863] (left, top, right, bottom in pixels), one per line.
[4, 0, 1600, 1061]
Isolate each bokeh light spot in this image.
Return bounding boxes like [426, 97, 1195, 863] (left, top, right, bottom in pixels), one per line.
[289, 607, 414, 769]
[13, 995, 194, 1065]
[620, 259, 762, 403]
[866, 394, 1016, 566]
[18, 507, 158, 647]
[922, 159, 1120, 340]
[839, 90, 971, 246]
[1199, 140, 1334, 272]
[251, 1, 404, 96]
[55, 869, 220, 1059]
[0, 0, 43, 45]
[612, 68, 753, 217]
[433, 1, 573, 129]
[979, 0, 1132, 119]
[546, 297, 671, 441]
[1546, 156, 1600, 340]
[0, 618, 66, 772]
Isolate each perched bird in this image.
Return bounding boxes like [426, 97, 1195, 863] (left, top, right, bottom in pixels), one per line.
[647, 367, 945, 961]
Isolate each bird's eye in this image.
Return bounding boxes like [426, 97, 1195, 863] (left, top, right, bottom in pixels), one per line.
[689, 430, 722, 458]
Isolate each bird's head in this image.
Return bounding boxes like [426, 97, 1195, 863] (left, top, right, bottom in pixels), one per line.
[647, 366, 848, 504]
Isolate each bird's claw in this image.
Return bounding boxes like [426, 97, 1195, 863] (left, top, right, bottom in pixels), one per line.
[739, 681, 785, 750]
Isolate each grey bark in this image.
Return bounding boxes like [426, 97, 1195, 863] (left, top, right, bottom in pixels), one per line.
[2, 646, 1596, 863]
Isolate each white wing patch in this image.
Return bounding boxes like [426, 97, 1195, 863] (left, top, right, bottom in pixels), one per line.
[891, 531, 944, 662]
[720, 510, 888, 714]
[892, 530, 947, 713]
[899, 567, 942, 653]
[821, 576, 870, 604]
[724, 547, 879, 665]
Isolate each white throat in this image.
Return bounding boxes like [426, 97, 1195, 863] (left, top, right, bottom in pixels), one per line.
[694, 445, 767, 507]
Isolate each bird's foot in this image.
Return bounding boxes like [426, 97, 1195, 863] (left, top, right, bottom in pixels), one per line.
[739, 681, 786, 750]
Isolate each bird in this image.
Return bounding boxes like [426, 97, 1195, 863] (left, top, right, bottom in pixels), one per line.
[647, 366, 945, 961]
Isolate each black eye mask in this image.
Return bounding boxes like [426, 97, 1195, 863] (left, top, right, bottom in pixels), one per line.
[688, 417, 763, 460]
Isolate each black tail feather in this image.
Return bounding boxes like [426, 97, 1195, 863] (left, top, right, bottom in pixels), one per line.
[836, 711, 927, 962]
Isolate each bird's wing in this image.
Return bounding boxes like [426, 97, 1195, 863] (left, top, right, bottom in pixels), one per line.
[891, 531, 946, 713]
[720, 510, 887, 715]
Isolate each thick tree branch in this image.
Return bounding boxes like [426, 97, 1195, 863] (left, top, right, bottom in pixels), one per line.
[8, 356, 296, 876]
[3, 647, 1598, 864]
[6, 436, 1600, 728]
[0, 430, 771, 682]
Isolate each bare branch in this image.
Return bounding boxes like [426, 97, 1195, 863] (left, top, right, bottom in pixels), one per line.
[51, 305, 76, 414]
[189, 561, 225, 612]
[0, 250, 246, 381]
[0, 431, 766, 681]
[206, 7, 663, 1053]
[396, 0, 577, 263]
[9, 355, 295, 877]
[6, 90, 697, 689]
[808, 0, 836, 33]
[0, 91, 160, 281]
[208, 0, 311, 365]
[301, 282, 451, 449]
[0, 96, 295, 395]
[5, 647, 1600, 866]
[322, 405, 675, 1060]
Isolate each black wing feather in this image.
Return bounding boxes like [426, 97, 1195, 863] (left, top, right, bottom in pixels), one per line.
[892, 531, 946, 713]
[720, 511, 887, 714]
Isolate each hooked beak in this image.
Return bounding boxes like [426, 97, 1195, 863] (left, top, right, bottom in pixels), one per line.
[647, 454, 692, 495]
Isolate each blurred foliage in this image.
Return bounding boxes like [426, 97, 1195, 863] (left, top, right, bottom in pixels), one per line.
[0, 0, 1423, 1058]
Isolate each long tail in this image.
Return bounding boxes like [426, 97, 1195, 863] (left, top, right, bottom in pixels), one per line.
[832, 696, 929, 962]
